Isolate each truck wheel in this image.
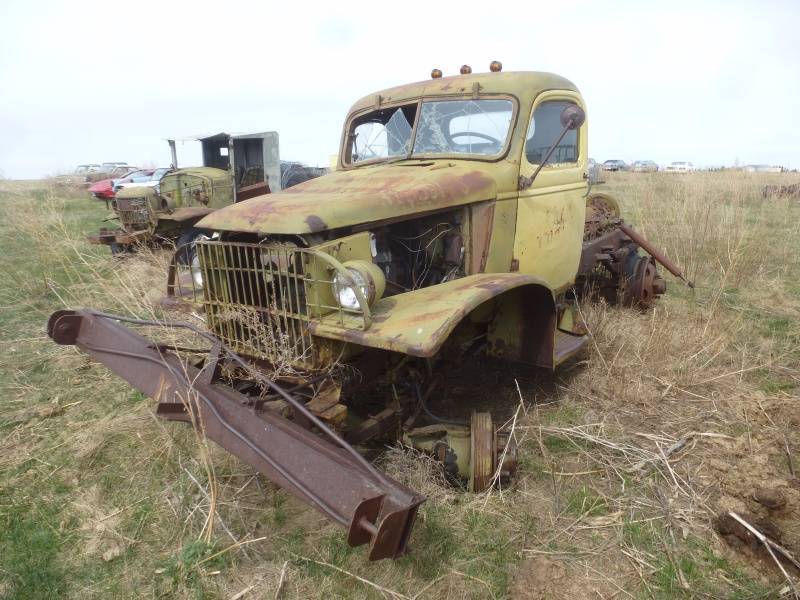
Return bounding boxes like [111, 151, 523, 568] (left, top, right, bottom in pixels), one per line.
[175, 228, 205, 266]
[110, 242, 125, 256]
[176, 228, 208, 289]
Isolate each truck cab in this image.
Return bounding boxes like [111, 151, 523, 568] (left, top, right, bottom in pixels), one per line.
[189, 67, 604, 370]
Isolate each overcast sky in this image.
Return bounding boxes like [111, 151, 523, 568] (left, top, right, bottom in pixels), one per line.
[1, 0, 798, 178]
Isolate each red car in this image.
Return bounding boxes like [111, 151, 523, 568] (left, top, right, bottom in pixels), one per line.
[88, 178, 117, 200]
[88, 169, 151, 200]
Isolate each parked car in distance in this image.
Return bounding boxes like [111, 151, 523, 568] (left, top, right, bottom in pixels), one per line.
[110, 169, 156, 192]
[101, 162, 131, 171]
[55, 164, 104, 185]
[632, 160, 659, 173]
[89, 176, 127, 200]
[75, 164, 103, 174]
[664, 161, 694, 173]
[602, 159, 627, 171]
[115, 167, 172, 193]
[110, 165, 138, 177]
[85, 163, 135, 183]
[743, 164, 783, 173]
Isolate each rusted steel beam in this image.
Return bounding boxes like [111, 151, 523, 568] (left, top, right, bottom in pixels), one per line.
[618, 223, 694, 288]
[578, 228, 628, 276]
[47, 309, 424, 560]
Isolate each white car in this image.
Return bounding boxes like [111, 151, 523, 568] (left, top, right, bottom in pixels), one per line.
[113, 167, 171, 192]
[117, 180, 160, 191]
[664, 161, 694, 173]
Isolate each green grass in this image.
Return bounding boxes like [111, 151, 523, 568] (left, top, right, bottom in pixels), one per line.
[159, 540, 227, 594]
[539, 404, 582, 426]
[0, 498, 66, 599]
[621, 520, 778, 599]
[564, 486, 607, 517]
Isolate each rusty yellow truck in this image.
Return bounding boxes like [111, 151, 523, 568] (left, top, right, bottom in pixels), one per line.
[49, 63, 687, 560]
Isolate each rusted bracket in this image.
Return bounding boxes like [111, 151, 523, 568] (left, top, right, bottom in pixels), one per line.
[617, 223, 694, 288]
[47, 309, 424, 560]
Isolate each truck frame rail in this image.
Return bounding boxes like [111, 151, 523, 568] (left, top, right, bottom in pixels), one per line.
[47, 309, 424, 560]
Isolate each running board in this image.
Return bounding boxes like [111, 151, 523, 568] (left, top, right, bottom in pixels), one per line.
[554, 329, 588, 366]
[47, 309, 424, 560]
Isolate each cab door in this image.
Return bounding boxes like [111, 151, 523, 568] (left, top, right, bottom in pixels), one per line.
[513, 91, 588, 291]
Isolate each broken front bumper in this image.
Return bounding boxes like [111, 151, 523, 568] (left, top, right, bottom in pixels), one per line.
[47, 309, 424, 560]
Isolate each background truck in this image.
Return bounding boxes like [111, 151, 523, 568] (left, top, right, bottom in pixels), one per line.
[89, 132, 325, 253]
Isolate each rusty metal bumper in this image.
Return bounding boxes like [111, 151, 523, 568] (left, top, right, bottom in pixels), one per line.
[47, 309, 424, 560]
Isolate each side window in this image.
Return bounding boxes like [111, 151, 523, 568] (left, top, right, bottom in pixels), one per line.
[525, 101, 579, 165]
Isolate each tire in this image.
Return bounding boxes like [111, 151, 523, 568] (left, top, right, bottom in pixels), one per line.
[176, 228, 209, 289]
[175, 228, 204, 266]
[110, 242, 126, 256]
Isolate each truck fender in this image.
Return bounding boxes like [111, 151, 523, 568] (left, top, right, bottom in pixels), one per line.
[308, 273, 557, 368]
[157, 207, 216, 223]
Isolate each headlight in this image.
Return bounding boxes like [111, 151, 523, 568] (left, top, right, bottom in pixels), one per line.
[331, 260, 385, 310]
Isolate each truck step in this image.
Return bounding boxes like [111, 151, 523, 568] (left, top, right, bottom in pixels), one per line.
[554, 330, 588, 365]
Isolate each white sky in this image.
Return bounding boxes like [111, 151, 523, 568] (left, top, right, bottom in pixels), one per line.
[1, 0, 798, 178]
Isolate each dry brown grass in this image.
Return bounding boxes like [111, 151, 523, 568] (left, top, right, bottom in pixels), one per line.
[502, 171, 800, 598]
[1, 172, 799, 598]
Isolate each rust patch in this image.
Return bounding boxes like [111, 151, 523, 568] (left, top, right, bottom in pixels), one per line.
[197, 163, 497, 235]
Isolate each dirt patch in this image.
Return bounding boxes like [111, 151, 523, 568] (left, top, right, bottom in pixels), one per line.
[511, 556, 619, 600]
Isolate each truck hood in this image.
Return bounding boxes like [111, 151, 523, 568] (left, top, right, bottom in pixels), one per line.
[197, 162, 497, 234]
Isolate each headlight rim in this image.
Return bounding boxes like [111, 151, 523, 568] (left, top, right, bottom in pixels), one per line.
[307, 251, 385, 330]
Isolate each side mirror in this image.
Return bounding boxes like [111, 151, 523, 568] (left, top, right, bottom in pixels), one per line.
[560, 105, 585, 130]
[519, 103, 586, 191]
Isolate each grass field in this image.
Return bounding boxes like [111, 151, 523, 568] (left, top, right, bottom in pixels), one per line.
[1, 172, 799, 599]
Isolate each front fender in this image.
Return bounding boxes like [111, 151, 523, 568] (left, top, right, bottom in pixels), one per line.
[309, 273, 557, 366]
[158, 207, 216, 222]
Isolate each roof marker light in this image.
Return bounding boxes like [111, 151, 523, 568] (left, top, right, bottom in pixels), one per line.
[460, 64, 472, 75]
[490, 60, 502, 72]
[431, 68, 443, 79]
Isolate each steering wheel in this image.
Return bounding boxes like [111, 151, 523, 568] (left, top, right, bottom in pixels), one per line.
[449, 131, 503, 148]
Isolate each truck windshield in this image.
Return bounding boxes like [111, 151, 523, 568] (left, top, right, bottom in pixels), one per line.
[349, 99, 513, 164]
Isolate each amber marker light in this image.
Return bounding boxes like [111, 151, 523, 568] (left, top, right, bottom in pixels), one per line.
[460, 64, 472, 74]
[431, 68, 443, 79]
[489, 60, 502, 72]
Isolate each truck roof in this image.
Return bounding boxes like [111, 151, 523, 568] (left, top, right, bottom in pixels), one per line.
[167, 131, 277, 142]
[348, 70, 579, 114]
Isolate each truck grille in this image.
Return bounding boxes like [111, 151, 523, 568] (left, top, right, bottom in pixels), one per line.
[115, 197, 150, 232]
[194, 240, 366, 366]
